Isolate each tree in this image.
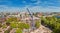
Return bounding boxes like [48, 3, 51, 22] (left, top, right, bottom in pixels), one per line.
[6, 22, 10, 26]
[53, 28, 60, 33]
[18, 23, 30, 29]
[18, 23, 25, 29]
[10, 22, 17, 28]
[4, 27, 12, 33]
[4, 30, 10, 33]
[35, 20, 40, 28]
[24, 23, 30, 29]
[0, 23, 2, 28]
[15, 28, 22, 33]
[41, 16, 60, 33]
[2, 24, 7, 28]
[6, 17, 18, 23]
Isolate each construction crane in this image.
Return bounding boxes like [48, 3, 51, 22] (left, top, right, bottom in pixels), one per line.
[27, 8, 35, 30]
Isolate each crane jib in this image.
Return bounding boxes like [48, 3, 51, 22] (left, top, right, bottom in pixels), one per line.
[26, 8, 35, 27]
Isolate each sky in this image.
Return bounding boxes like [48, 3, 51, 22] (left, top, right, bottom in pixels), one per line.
[0, 0, 60, 12]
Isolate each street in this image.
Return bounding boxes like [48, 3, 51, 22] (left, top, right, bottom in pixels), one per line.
[31, 25, 52, 33]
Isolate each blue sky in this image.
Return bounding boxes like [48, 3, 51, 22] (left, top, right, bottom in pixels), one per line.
[0, 0, 60, 12]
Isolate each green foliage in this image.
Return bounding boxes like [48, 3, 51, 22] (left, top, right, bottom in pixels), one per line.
[18, 23, 25, 29]
[33, 13, 38, 17]
[4, 27, 12, 33]
[53, 28, 60, 33]
[10, 22, 30, 29]
[4, 29, 10, 33]
[10, 22, 17, 28]
[52, 23, 60, 33]
[2, 24, 7, 28]
[15, 28, 22, 33]
[6, 22, 10, 26]
[6, 17, 18, 22]
[35, 20, 40, 28]
[41, 16, 60, 33]
[4, 30, 10, 33]
[0, 23, 2, 28]
[18, 23, 30, 29]
[24, 23, 30, 29]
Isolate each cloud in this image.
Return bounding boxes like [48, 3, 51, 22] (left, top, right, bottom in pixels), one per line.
[22, 1, 26, 3]
[31, 0, 37, 1]
[33, 0, 41, 5]
[0, 5, 27, 12]
[0, 0, 60, 12]
[0, 0, 60, 7]
[0, 5, 60, 12]
[26, 5, 60, 12]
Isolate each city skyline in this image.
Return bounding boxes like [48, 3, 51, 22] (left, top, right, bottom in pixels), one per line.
[0, 0, 60, 12]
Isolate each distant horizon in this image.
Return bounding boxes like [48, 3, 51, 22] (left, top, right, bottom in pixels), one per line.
[0, 11, 60, 13]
